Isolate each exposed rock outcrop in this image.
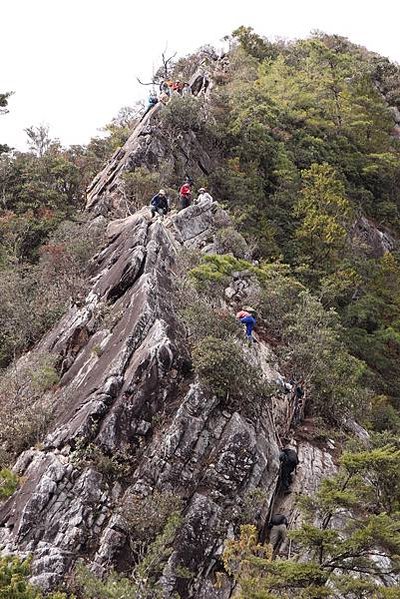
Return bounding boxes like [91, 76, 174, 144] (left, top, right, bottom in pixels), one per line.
[0, 192, 336, 596]
[86, 67, 216, 218]
[0, 65, 343, 598]
[351, 215, 395, 258]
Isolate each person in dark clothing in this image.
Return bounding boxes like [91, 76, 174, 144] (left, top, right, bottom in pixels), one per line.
[268, 514, 288, 550]
[184, 175, 194, 186]
[159, 80, 171, 97]
[279, 447, 299, 493]
[150, 189, 169, 218]
[293, 381, 305, 425]
[295, 382, 304, 400]
[141, 93, 158, 119]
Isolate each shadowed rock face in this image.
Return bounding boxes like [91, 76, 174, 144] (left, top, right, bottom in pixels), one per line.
[351, 215, 395, 258]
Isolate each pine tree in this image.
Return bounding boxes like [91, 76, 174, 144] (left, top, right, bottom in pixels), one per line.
[224, 442, 400, 598]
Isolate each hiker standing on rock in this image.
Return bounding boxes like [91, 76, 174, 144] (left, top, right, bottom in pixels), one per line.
[179, 180, 192, 210]
[268, 514, 288, 553]
[150, 189, 169, 218]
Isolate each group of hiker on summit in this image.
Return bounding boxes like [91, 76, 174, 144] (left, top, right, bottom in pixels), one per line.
[149, 177, 213, 218]
[144, 78, 191, 117]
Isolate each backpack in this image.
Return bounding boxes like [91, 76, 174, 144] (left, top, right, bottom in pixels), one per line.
[284, 448, 299, 465]
[269, 514, 288, 527]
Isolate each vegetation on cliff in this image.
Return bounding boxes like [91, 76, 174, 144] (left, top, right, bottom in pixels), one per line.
[1, 25, 400, 598]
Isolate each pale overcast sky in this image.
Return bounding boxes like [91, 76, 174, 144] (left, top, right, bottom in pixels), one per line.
[2, 0, 400, 150]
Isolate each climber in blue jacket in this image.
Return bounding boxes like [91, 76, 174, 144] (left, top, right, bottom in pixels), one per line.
[236, 308, 257, 342]
[141, 93, 159, 120]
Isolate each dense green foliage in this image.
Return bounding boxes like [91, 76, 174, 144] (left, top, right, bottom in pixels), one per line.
[0, 555, 71, 598]
[0, 467, 19, 498]
[207, 29, 400, 420]
[224, 439, 400, 598]
[188, 254, 367, 423]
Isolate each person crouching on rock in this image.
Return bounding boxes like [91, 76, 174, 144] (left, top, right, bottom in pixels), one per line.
[150, 189, 169, 219]
[196, 187, 213, 204]
[236, 307, 257, 343]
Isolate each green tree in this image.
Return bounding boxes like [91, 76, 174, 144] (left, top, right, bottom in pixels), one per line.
[295, 163, 353, 273]
[24, 124, 53, 157]
[232, 26, 278, 61]
[224, 443, 400, 598]
[0, 91, 13, 154]
[282, 291, 365, 423]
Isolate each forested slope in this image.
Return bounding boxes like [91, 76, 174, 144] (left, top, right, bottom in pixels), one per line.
[0, 28, 399, 599]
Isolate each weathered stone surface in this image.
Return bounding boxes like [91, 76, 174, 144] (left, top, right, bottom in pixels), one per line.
[0, 199, 295, 597]
[86, 67, 216, 218]
[351, 215, 395, 257]
[0, 76, 373, 597]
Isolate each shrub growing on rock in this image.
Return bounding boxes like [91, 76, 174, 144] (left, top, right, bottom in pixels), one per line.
[182, 300, 238, 346]
[214, 227, 249, 259]
[160, 96, 207, 134]
[124, 490, 183, 550]
[74, 511, 183, 599]
[192, 336, 269, 411]
[0, 555, 72, 598]
[0, 468, 19, 499]
[0, 353, 58, 465]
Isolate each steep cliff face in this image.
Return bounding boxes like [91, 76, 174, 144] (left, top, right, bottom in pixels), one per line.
[0, 71, 339, 598]
[86, 65, 219, 218]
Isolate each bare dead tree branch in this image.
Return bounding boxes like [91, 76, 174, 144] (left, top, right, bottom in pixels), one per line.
[161, 51, 177, 78]
[136, 50, 177, 88]
[136, 77, 157, 87]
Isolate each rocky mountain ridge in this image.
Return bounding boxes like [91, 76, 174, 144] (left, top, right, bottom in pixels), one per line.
[0, 187, 337, 597]
[0, 51, 397, 598]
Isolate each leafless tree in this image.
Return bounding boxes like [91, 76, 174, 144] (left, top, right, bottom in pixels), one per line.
[24, 124, 52, 157]
[137, 49, 177, 87]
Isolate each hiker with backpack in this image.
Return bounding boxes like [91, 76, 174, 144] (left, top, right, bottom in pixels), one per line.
[236, 307, 257, 342]
[279, 446, 299, 493]
[141, 92, 158, 119]
[179, 180, 192, 210]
